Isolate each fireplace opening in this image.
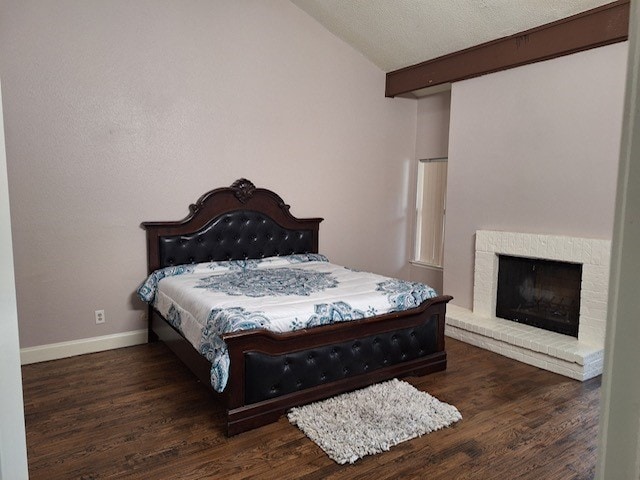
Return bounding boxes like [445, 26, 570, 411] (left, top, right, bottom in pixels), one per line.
[496, 255, 582, 337]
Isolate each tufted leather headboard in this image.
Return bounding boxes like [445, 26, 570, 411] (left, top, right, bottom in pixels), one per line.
[141, 179, 323, 273]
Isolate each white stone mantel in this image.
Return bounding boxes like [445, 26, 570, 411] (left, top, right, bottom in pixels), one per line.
[446, 230, 611, 381]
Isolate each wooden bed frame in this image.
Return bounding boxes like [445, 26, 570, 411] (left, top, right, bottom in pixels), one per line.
[141, 179, 452, 435]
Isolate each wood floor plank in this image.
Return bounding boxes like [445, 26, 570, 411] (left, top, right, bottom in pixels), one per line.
[21, 338, 601, 479]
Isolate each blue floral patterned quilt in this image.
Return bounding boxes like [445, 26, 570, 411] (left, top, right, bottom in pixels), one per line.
[137, 254, 437, 392]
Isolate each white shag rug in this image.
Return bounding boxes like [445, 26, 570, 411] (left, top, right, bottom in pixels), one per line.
[287, 378, 462, 464]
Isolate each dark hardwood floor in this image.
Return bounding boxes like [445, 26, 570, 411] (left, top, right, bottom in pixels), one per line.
[21, 338, 601, 479]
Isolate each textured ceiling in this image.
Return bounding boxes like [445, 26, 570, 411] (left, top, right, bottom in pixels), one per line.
[290, 0, 614, 72]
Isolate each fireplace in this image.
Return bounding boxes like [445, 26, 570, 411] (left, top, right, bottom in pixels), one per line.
[445, 230, 610, 381]
[496, 255, 582, 337]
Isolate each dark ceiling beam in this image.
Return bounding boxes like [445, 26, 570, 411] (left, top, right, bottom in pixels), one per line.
[385, 0, 630, 98]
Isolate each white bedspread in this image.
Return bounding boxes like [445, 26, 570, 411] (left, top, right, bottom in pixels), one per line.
[138, 254, 437, 392]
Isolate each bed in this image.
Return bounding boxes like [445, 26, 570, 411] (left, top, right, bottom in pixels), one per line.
[140, 178, 452, 436]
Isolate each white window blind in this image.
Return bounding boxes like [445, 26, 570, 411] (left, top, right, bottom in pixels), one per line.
[414, 157, 447, 267]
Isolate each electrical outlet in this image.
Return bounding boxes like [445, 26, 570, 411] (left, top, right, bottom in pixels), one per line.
[95, 309, 105, 324]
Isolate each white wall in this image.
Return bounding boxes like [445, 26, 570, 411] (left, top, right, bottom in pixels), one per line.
[0, 1, 417, 348]
[443, 42, 628, 309]
[408, 90, 451, 293]
[597, 1, 640, 476]
[0, 79, 29, 479]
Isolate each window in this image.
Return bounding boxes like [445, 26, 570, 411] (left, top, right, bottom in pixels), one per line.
[414, 157, 447, 267]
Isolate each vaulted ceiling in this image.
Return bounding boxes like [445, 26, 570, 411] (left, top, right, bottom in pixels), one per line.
[290, 0, 614, 72]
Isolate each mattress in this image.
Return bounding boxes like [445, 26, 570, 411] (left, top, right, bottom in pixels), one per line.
[138, 254, 437, 392]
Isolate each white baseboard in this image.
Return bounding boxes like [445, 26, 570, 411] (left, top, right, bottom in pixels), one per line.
[20, 329, 148, 365]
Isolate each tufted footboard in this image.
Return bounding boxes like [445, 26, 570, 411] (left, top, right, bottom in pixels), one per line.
[222, 295, 450, 435]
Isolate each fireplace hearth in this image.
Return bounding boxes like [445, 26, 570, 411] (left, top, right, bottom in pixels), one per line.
[445, 230, 610, 381]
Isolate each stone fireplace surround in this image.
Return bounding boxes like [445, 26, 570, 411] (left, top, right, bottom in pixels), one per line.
[445, 230, 610, 381]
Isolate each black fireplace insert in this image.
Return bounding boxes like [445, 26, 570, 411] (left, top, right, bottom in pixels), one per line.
[496, 255, 582, 337]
